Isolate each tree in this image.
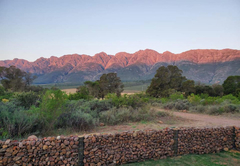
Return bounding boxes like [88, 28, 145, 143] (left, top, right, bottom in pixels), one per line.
[99, 73, 124, 99]
[181, 80, 195, 97]
[0, 66, 36, 91]
[212, 84, 224, 97]
[222, 76, 240, 96]
[84, 81, 101, 98]
[146, 65, 186, 97]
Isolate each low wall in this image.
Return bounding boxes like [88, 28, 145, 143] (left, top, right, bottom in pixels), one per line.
[177, 127, 234, 155]
[0, 136, 79, 166]
[0, 126, 239, 166]
[235, 126, 240, 151]
[83, 129, 174, 165]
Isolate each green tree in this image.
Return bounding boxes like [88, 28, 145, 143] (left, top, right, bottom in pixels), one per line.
[84, 81, 101, 98]
[181, 80, 195, 97]
[146, 65, 186, 97]
[222, 76, 240, 96]
[99, 73, 124, 99]
[0, 66, 36, 91]
[212, 84, 224, 97]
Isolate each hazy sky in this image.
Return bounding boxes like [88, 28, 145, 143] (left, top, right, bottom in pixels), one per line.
[0, 0, 240, 62]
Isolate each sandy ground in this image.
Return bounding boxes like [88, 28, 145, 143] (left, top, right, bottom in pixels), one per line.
[159, 109, 240, 127]
[72, 108, 240, 137]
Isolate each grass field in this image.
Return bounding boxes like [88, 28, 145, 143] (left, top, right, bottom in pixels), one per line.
[124, 151, 240, 166]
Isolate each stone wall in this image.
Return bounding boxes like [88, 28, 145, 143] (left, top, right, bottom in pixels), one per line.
[83, 129, 174, 165]
[0, 136, 79, 166]
[0, 126, 239, 166]
[177, 127, 234, 155]
[235, 126, 240, 151]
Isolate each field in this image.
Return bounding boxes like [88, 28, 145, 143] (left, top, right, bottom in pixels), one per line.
[124, 151, 240, 166]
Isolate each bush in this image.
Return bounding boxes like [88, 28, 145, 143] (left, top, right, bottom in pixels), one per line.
[15, 91, 40, 109]
[169, 92, 185, 101]
[206, 105, 223, 115]
[187, 94, 201, 105]
[0, 102, 39, 138]
[191, 105, 206, 113]
[100, 105, 161, 125]
[39, 90, 68, 132]
[221, 104, 239, 113]
[105, 93, 146, 108]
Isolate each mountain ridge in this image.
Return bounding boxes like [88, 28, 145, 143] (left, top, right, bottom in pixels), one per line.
[1, 49, 240, 84]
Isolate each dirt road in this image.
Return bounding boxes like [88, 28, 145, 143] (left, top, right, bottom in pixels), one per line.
[158, 108, 240, 127]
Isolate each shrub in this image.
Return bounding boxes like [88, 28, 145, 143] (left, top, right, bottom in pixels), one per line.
[169, 92, 185, 101]
[174, 99, 190, 110]
[15, 91, 40, 109]
[187, 94, 201, 105]
[221, 104, 239, 113]
[0, 102, 39, 138]
[100, 105, 160, 125]
[206, 105, 222, 115]
[191, 105, 206, 113]
[39, 90, 68, 132]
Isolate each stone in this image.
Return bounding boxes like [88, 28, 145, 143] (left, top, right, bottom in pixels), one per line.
[224, 148, 229, 151]
[43, 145, 48, 150]
[158, 121, 163, 124]
[28, 135, 38, 140]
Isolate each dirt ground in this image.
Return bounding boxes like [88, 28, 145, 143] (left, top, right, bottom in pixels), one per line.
[70, 108, 240, 137]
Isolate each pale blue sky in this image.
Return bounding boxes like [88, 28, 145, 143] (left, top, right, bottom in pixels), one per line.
[0, 0, 240, 62]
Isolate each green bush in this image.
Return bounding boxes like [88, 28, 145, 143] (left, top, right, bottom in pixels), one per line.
[206, 105, 222, 115]
[100, 105, 160, 125]
[15, 91, 40, 109]
[0, 102, 39, 138]
[169, 92, 185, 101]
[191, 105, 206, 113]
[105, 93, 146, 108]
[39, 90, 68, 132]
[187, 94, 201, 105]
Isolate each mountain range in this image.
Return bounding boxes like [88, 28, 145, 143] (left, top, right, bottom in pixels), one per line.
[1, 49, 240, 84]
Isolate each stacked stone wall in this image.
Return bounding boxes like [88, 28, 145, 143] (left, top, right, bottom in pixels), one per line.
[235, 126, 240, 151]
[177, 127, 234, 155]
[83, 129, 174, 165]
[0, 136, 79, 166]
[0, 126, 239, 166]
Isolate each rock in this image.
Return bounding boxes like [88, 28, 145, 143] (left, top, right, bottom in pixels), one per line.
[57, 136, 61, 140]
[158, 121, 163, 124]
[5, 139, 11, 144]
[43, 145, 48, 150]
[224, 148, 229, 151]
[28, 135, 38, 140]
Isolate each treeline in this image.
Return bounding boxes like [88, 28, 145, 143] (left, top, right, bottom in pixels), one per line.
[146, 65, 240, 98]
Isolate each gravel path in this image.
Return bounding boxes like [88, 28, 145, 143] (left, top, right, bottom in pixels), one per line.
[160, 109, 240, 127]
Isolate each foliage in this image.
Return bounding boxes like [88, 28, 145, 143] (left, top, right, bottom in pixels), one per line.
[169, 92, 185, 101]
[187, 94, 201, 105]
[222, 75, 240, 96]
[68, 86, 92, 100]
[100, 105, 160, 125]
[99, 73, 124, 98]
[146, 65, 186, 97]
[14, 91, 40, 109]
[181, 80, 195, 97]
[105, 93, 147, 109]
[0, 102, 38, 138]
[39, 89, 68, 132]
[0, 66, 36, 92]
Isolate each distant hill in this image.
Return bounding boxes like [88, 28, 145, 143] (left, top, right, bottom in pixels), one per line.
[1, 49, 240, 84]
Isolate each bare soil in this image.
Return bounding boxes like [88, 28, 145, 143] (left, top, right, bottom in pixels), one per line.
[72, 108, 240, 137]
[157, 108, 240, 127]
